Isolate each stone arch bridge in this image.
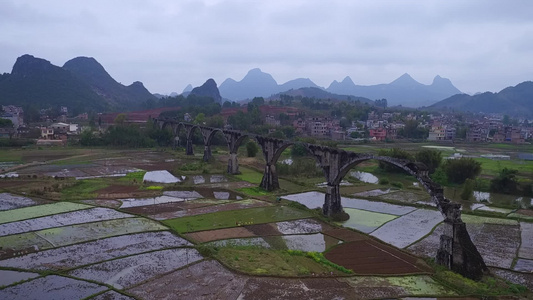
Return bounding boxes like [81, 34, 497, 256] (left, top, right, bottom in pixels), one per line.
[154, 118, 487, 279]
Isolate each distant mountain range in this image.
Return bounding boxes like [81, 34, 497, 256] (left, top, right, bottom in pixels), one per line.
[217, 68, 462, 107]
[429, 81, 533, 117]
[0, 54, 155, 114]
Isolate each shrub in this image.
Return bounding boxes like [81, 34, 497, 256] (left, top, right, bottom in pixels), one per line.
[246, 140, 259, 157]
[415, 149, 442, 174]
[460, 178, 474, 200]
[379, 178, 390, 185]
[442, 158, 482, 184]
[377, 148, 414, 173]
[391, 182, 403, 189]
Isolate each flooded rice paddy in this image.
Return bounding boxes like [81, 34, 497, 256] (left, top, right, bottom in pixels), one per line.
[0, 231, 191, 271]
[0, 275, 107, 300]
[208, 233, 341, 252]
[0, 193, 41, 211]
[0, 270, 39, 287]
[370, 209, 443, 248]
[68, 248, 203, 289]
[0, 202, 90, 225]
[0, 207, 133, 237]
[338, 208, 398, 233]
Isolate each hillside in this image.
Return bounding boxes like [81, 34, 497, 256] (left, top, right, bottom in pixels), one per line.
[63, 57, 156, 110]
[429, 81, 533, 117]
[188, 78, 222, 104]
[0, 55, 109, 114]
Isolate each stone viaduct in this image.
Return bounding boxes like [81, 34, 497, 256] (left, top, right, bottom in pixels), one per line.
[154, 118, 488, 279]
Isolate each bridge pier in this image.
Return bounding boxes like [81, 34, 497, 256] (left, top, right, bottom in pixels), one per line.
[256, 137, 292, 191]
[436, 204, 487, 280]
[185, 139, 194, 155]
[203, 145, 212, 162]
[323, 184, 344, 217]
[227, 153, 239, 174]
[260, 163, 279, 191]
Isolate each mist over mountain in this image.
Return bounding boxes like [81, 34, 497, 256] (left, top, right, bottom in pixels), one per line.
[326, 73, 462, 107]
[271, 87, 373, 104]
[429, 81, 533, 117]
[218, 69, 462, 107]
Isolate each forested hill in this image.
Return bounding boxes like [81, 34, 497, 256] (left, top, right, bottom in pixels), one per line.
[0, 55, 109, 115]
[429, 81, 533, 117]
[63, 57, 156, 109]
[0, 54, 156, 114]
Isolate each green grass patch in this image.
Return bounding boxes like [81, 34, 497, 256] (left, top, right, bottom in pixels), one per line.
[60, 179, 110, 200]
[214, 247, 347, 276]
[163, 206, 312, 233]
[0, 149, 23, 162]
[433, 264, 528, 296]
[234, 167, 263, 184]
[474, 157, 533, 177]
[118, 171, 146, 183]
[144, 185, 163, 190]
[237, 187, 269, 196]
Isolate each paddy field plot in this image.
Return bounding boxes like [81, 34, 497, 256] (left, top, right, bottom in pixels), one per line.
[163, 206, 312, 233]
[0, 207, 133, 237]
[370, 209, 443, 248]
[519, 222, 533, 259]
[0, 217, 167, 252]
[0, 275, 107, 300]
[0, 270, 39, 287]
[68, 248, 203, 289]
[0, 202, 91, 225]
[0, 193, 42, 211]
[338, 208, 398, 233]
[0, 231, 190, 271]
[344, 275, 456, 298]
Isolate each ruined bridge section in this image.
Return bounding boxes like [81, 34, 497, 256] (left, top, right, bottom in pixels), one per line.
[154, 118, 487, 279]
[154, 118, 249, 174]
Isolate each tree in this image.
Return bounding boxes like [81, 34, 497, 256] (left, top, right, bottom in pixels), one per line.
[246, 140, 258, 157]
[415, 149, 442, 174]
[377, 148, 414, 173]
[0, 118, 13, 127]
[194, 113, 205, 125]
[490, 168, 519, 194]
[442, 158, 482, 184]
[114, 113, 127, 125]
[291, 142, 308, 157]
[460, 178, 474, 200]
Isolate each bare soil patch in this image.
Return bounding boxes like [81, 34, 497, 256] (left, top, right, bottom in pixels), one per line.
[245, 223, 281, 236]
[121, 202, 184, 215]
[516, 209, 533, 216]
[325, 240, 432, 275]
[323, 228, 369, 242]
[185, 227, 255, 243]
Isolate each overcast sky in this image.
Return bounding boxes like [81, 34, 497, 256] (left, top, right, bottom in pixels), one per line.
[1, 0, 532, 95]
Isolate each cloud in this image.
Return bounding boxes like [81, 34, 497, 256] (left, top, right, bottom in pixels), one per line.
[0, 0, 531, 94]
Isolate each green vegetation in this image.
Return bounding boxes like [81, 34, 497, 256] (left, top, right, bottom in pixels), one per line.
[415, 149, 442, 174]
[233, 167, 263, 184]
[377, 148, 414, 173]
[163, 206, 312, 233]
[213, 247, 347, 276]
[442, 158, 482, 184]
[237, 187, 269, 196]
[460, 178, 475, 200]
[246, 140, 258, 157]
[60, 179, 110, 200]
[433, 266, 528, 296]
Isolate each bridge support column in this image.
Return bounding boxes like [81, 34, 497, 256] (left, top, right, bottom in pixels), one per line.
[203, 144, 212, 162]
[227, 153, 239, 174]
[436, 204, 488, 280]
[323, 184, 343, 217]
[186, 139, 194, 155]
[260, 163, 279, 191]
